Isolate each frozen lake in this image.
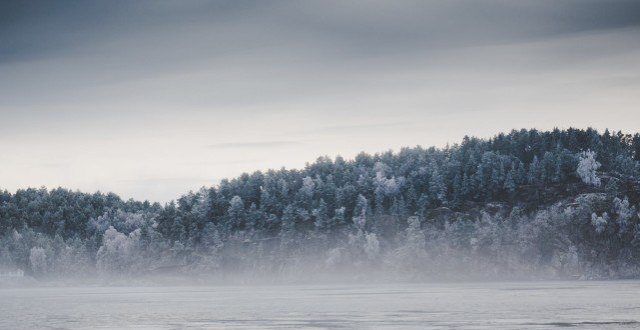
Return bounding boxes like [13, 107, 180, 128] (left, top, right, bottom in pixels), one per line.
[1, 281, 639, 329]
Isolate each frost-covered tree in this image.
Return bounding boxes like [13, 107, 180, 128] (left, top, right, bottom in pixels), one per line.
[330, 207, 346, 230]
[313, 199, 329, 231]
[227, 195, 245, 229]
[29, 247, 47, 275]
[96, 226, 140, 275]
[504, 168, 517, 195]
[577, 150, 601, 187]
[353, 195, 369, 232]
[613, 197, 635, 235]
[428, 166, 446, 204]
[392, 216, 427, 269]
[363, 233, 380, 260]
[591, 213, 608, 234]
[405, 216, 426, 251]
[528, 156, 542, 185]
[279, 205, 297, 251]
[300, 176, 315, 198]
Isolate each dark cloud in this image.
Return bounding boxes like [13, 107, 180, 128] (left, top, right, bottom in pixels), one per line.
[2, 0, 639, 64]
[0, 0, 267, 63]
[275, 0, 640, 54]
[2, 0, 639, 109]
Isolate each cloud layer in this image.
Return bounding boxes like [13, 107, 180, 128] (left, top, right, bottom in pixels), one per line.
[1, 1, 639, 201]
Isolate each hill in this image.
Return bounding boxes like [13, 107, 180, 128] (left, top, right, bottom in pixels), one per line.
[1, 128, 640, 282]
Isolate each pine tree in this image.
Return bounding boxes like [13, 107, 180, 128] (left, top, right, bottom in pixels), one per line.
[227, 195, 245, 230]
[313, 199, 329, 231]
[528, 156, 542, 185]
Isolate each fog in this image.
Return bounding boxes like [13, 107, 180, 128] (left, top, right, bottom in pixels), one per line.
[3, 207, 636, 288]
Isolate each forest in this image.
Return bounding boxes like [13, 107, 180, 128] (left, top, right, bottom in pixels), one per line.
[1, 128, 640, 282]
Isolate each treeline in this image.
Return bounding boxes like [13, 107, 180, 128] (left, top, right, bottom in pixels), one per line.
[1, 128, 640, 281]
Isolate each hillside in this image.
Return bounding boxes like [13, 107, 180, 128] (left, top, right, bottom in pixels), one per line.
[1, 128, 640, 282]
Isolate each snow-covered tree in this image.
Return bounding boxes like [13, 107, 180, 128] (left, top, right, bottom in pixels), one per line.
[330, 207, 346, 229]
[528, 156, 542, 185]
[313, 199, 329, 231]
[352, 195, 369, 232]
[577, 150, 601, 187]
[29, 247, 47, 275]
[364, 233, 380, 260]
[279, 205, 297, 251]
[429, 165, 446, 203]
[96, 226, 140, 275]
[613, 197, 635, 234]
[504, 168, 516, 195]
[393, 216, 427, 266]
[227, 195, 245, 228]
[300, 176, 315, 198]
[591, 212, 608, 234]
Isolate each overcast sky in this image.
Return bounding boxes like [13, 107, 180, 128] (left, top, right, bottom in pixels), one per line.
[1, 0, 639, 202]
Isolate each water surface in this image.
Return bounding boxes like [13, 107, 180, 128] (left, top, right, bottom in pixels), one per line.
[1, 281, 639, 329]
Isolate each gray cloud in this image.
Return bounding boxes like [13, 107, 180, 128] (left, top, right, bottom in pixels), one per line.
[2, 1, 639, 63]
[2, 0, 639, 113]
[0, 1, 639, 202]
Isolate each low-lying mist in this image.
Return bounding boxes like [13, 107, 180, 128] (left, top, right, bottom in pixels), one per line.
[3, 195, 638, 287]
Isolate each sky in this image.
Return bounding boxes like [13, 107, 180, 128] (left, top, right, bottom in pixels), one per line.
[1, 0, 640, 202]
